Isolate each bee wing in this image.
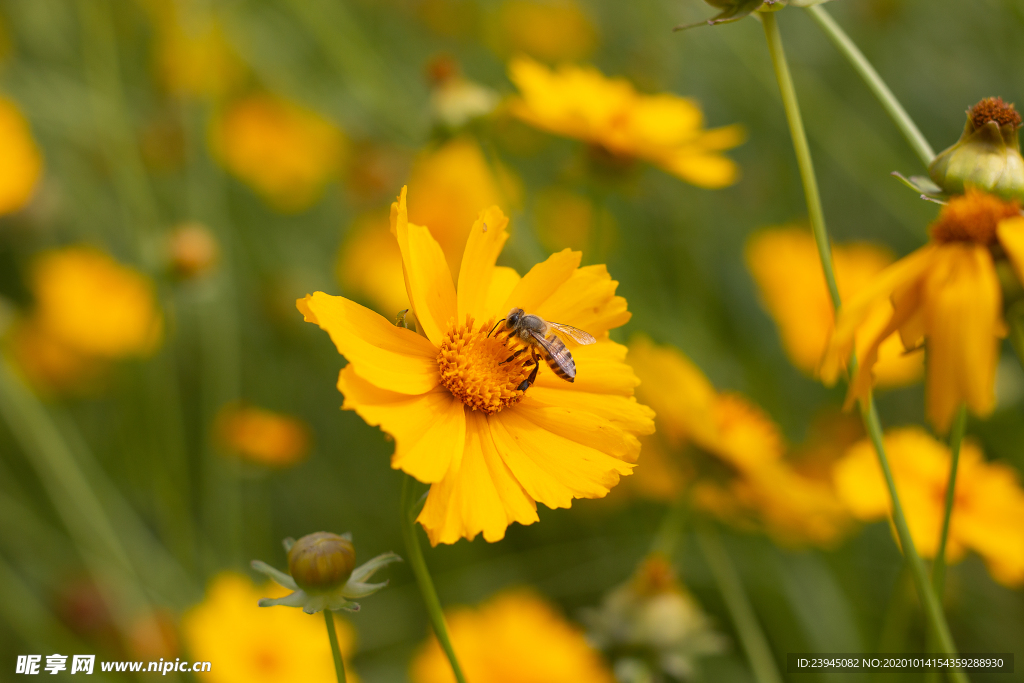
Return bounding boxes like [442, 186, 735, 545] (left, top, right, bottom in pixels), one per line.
[547, 322, 597, 346]
[527, 329, 576, 379]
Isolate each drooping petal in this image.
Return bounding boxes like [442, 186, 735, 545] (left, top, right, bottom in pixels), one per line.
[997, 216, 1024, 285]
[417, 411, 539, 545]
[298, 292, 440, 394]
[390, 186, 458, 345]
[535, 265, 630, 336]
[822, 245, 936, 384]
[337, 366, 464, 483]
[501, 248, 581, 314]
[923, 244, 1001, 432]
[458, 206, 510, 321]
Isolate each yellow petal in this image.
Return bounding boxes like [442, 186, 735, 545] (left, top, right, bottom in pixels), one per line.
[457, 206, 510, 322]
[514, 395, 642, 462]
[484, 266, 521, 319]
[658, 152, 739, 189]
[417, 411, 539, 545]
[336, 366, 462, 484]
[923, 244, 1001, 432]
[534, 340, 639, 395]
[298, 292, 439, 395]
[534, 264, 630, 337]
[525, 386, 655, 436]
[390, 186, 458, 345]
[500, 248, 581, 315]
[997, 215, 1024, 286]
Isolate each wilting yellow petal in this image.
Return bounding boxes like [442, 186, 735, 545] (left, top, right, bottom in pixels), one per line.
[922, 244, 1001, 432]
[500, 248, 581, 314]
[997, 215, 1024, 286]
[336, 366, 461, 484]
[457, 206, 510, 322]
[390, 187, 458, 345]
[298, 292, 439, 395]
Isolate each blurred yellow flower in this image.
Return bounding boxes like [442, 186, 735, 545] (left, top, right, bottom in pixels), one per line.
[303, 187, 653, 544]
[216, 403, 311, 467]
[410, 589, 615, 683]
[492, 0, 598, 62]
[834, 427, 1024, 587]
[182, 573, 358, 683]
[627, 336, 851, 546]
[508, 57, 744, 188]
[823, 190, 1024, 432]
[30, 246, 161, 359]
[210, 94, 347, 212]
[337, 137, 518, 315]
[0, 96, 43, 215]
[8, 320, 102, 395]
[746, 227, 923, 388]
[144, 1, 244, 99]
[533, 187, 615, 254]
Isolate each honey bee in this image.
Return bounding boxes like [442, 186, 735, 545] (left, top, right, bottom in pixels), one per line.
[489, 307, 597, 391]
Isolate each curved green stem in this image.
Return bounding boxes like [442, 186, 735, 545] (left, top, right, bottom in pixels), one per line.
[933, 405, 968, 593]
[762, 13, 965, 677]
[696, 524, 782, 683]
[400, 476, 468, 683]
[324, 611, 348, 683]
[805, 5, 935, 168]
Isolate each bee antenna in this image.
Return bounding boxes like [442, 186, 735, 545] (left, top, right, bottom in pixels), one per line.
[487, 318, 506, 338]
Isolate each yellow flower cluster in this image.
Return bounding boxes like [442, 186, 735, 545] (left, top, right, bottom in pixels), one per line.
[509, 57, 744, 188]
[215, 403, 311, 467]
[410, 589, 614, 683]
[834, 428, 1024, 587]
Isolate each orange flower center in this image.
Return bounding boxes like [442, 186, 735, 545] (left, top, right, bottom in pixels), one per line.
[929, 189, 1021, 244]
[969, 97, 1021, 129]
[436, 317, 534, 415]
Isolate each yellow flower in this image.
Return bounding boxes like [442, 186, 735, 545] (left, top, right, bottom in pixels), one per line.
[746, 227, 923, 387]
[210, 94, 347, 212]
[627, 336, 850, 546]
[834, 427, 1024, 587]
[216, 403, 311, 467]
[491, 0, 598, 62]
[338, 138, 518, 315]
[823, 190, 1024, 432]
[30, 246, 161, 359]
[508, 57, 744, 188]
[302, 187, 653, 544]
[0, 96, 43, 215]
[410, 589, 615, 683]
[8, 320, 102, 395]
[182, 573, 358, 683]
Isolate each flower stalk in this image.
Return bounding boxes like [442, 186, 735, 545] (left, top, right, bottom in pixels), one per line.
[762, 12, 966, 675]
[324, 611, 348, 683]
[400, 475, 468, 683]
[805, 5, 935, 168]
[933, 406, 968, 593]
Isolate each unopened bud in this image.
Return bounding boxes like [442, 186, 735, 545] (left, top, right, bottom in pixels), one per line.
[287, 532, 356, 593]
[929, 97, 1024, 201]
[168, 222, 219, 279]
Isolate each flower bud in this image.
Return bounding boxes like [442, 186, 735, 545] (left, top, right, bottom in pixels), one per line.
[929, 97, 1024, 201]
[287, 532, 356, 593]
[167, 221, 219, 279]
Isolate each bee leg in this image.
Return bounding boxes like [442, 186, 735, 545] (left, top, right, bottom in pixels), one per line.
[499, 347, 527, 365]
[517, 350, 540, 392]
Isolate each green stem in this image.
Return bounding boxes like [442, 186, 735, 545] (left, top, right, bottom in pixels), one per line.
[762, 13, 965, 677]
[761, 12, 841, 311]
[400, 476, 468, 683]
[696, 524, 782, 683]
[932, 406, 967, 593]
[805, 5, 935, 168]
[1008, 306, 1024, 370]
[324, 611, 348, 683]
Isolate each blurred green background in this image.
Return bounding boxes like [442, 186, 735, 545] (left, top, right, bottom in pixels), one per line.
[0, 0, 1022, 681]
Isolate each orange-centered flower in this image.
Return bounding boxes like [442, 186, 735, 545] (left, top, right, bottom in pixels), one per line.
[823, 190, 1024, 432]
[300, 187, 654, 544]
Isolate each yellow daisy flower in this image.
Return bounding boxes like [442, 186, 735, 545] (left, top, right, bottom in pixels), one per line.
[210, 94, 347, 212]
[834, 427, 1024, 587]
[410, 589, 615, 683]
[215, 403, 311, 467]
[627, 336, 850, 546]
[746, 227, 923, 387]
[302, 187, 654, 545]
[0, 96, 43, 215]
[822, 190, 1024, 432]
[182, 573, 359, 683]
[508, 56, 744, 188]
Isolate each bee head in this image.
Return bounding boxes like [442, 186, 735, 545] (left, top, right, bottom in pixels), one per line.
[506, 308, 524, 328]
